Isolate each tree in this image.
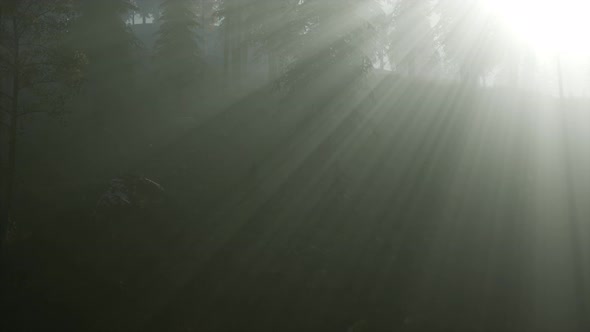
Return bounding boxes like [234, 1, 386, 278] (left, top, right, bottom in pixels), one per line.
[0, 0, 83, 249]
[389, 0, 438, 77]
[435, 0, 501, 84]
[279, 0, 383, 92]
[218, 0, 249, 90]
[68, 0, 139, 115]
[135, 0, 161, 24]
[153, 0, 201, 95]
[242, 0, 299, 83]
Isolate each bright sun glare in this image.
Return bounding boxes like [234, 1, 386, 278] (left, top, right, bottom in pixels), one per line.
[486, 0, 590, 56]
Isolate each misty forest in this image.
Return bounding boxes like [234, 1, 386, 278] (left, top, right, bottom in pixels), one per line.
[2, 0, 590, 331]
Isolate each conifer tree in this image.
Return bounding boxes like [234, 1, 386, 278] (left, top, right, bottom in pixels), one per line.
[389, 0, 438, 77]
[280, 0, 383, 91]
[70, 0, 139, 96]
[153, 0, 201, 89]
[0, 0, 82, 249]
[435, 0, 501, 84]
[136, 0, 161, 24]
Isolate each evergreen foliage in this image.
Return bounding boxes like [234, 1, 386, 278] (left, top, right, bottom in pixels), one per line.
[389, 0, 438, 76]
[280, 0, 383, 91]
[435, 0, 501, 82]
[69, 0, 139, 86]
[153, 0, 201, 88]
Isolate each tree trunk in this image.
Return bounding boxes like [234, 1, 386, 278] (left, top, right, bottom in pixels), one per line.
[142, 15, 146, 24]
[6, 71, 17, 229]
[0, 5, 5, 251]
[232, 7, 242, 90]
[6, 15, 19, 219]
[268, 49, 277, 83]
[0, 15, 19, 251]
[240, 34, 247, 85]
[240, 9, 247, 84]
[223, 13, 231, 91]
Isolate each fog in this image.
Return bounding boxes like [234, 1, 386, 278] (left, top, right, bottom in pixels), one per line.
[1, 1, 590, 331]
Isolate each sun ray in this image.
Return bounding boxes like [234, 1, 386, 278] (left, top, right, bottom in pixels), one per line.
[485, 0, 590, 56]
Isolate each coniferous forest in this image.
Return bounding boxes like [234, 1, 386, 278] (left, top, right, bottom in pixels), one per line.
[2, 1, 590, 331]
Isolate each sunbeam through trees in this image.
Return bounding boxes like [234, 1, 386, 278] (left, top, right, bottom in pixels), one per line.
[1, 0, 590, 331]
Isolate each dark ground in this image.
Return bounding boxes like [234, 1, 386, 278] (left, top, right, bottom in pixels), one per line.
[1, 77, 588, 331]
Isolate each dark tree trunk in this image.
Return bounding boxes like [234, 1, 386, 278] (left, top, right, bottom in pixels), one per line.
[142, 15, 147, 24]
[240, 10, 247, 83]
[0, 5, 5, 252]
[0, 15, 19, 251]
[6, 72, 17, 228]
[231, 7, 242, 90]
[240, 40, 247, 85]
[6, 15, 19, 221]
[223, 13, 231, 90]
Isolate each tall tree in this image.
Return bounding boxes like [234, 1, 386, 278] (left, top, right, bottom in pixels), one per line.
[219, 0, 248, 91]
[435, 0, 501, 84]
[244, 0, 299, 83]
[135, 0, 161, 24]
[0, 0, 83, 249]
[153, 0, 201, 95]
[389, 0, 438, 77]
[280, 0, 383, 92]
[68, 0, 139, 114]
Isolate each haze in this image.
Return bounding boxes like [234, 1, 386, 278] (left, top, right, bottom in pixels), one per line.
[1, 1, 590, 331]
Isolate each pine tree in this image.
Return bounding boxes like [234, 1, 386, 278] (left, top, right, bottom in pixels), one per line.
[70, 0, 138, 88]
[435, 0, 501, 84]
[0, 0, 82, 250]
[244, 0, 299, 82]
[280, 0, 382, 92]
[153, 0, 200, 89]
[219, 0, 249, 90]
[389, 0, 438, 77]
[136, 0, 161, 24]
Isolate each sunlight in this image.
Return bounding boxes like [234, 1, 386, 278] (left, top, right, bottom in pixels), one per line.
[486, 0, 590, 56]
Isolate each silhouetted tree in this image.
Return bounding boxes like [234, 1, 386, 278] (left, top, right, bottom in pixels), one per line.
[0, 0, 83, 249]
[153, 0, 201, 90]
[218, 0, 249, 90]
[243, 0, 298, 83]
[136, 0, 161, 24]
[389, 0, 438, 77]
[435, 0, 501, 84]
[279, 0, 383, 92]
[68, 0, 139, 113]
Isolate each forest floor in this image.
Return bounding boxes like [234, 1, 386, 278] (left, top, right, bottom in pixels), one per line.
[2, 76, 590, 331]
